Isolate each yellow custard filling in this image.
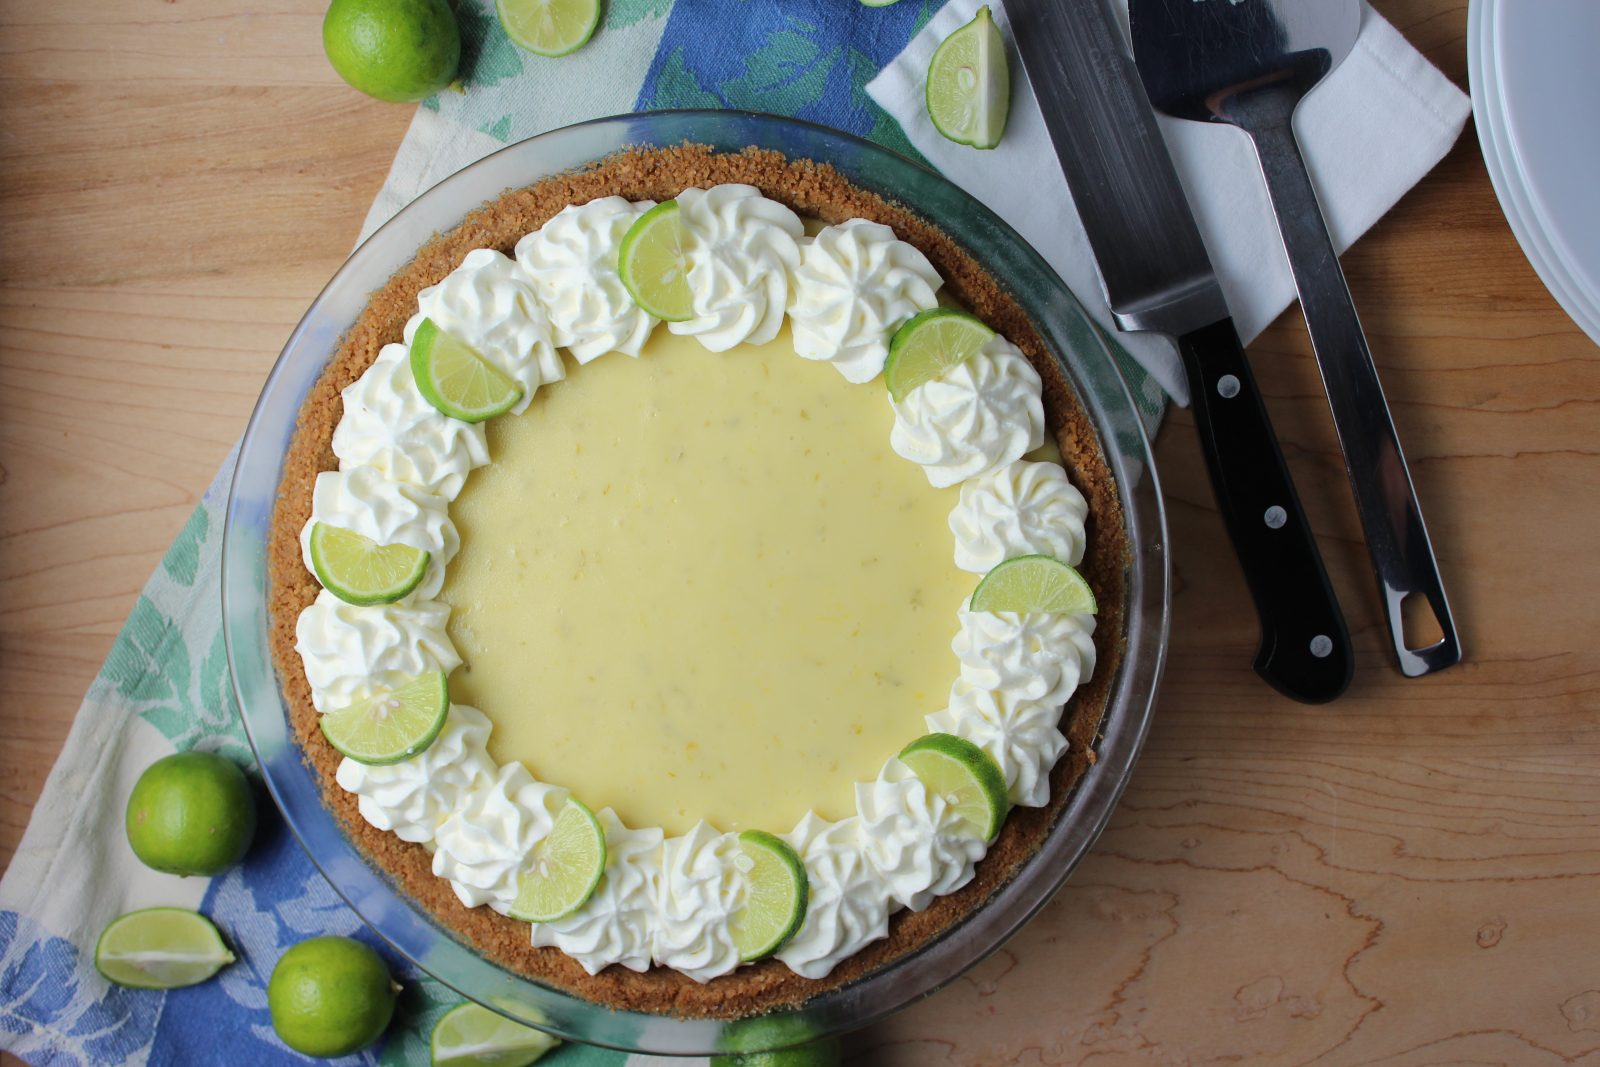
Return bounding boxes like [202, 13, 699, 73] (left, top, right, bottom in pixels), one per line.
[440, 325, 971, 834]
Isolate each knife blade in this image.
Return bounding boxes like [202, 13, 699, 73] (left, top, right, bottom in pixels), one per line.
[1012, 0, 1354, 703]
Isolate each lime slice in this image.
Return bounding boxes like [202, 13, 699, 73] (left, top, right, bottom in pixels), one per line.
[508, 798, 606, 923]
[898, 733, 1009, 843]
[729, 830, 808, 962]
[431, 1001, 559, 1067]
[496, 0, 600, 58]
[319, 671, 450, 765]
[617, 200, 694, 322]
[410, 317, 523, 422]
[309, 522, 430, 606]
[926, 5, 1011, 150]
[883, 308, 996, 401]
[969, 554, 1098, 615]
[95, 908, 235, 989]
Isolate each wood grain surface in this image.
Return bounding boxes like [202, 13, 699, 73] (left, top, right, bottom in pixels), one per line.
[3, 1, 1597, 1063]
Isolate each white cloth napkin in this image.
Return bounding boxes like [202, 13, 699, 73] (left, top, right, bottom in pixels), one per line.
[868, 0, 1470, 406]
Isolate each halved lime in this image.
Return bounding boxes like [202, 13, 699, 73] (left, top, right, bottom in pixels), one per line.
[926, 5, 1011, 150]
[969, 554, 1098, 615]
[95, 908, 235, 989]
[431, 1001, 559, 1067]
[309, 522, 430, 606]
[508, 797, 606, 923]
[729, 831, 808, 962]
[496, 0, 600, 58]
[899, 733, 1009, 843]
[410, 317, 523, 422]
[319, 671, 450, 765]
[883, 308, 995, 401]
[617, 200, 694, 322]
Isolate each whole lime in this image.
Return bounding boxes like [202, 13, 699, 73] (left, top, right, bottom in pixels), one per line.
[711, 1039, 843, 1067]
[323, 0, 460, 103]
[268, 936, 398, 1058]
[124, 751, 256, 877]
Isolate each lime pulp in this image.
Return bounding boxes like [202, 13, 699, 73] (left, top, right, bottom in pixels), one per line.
[926, 5, 1011, 149]
[496, 0, 601, 58]
[729, 831, 808, 962]
[309, 522, 430, 606]
[508, 797, 607, 923]
[883, 308, 995, 401]
[95, 908, 235, 989]
[431, 1001, 560, 1067]
[319, 671, 451, 765]
[899, 733, 1009, 843]
[969, 554, 1098, 615]
[617, 200, 695, 322]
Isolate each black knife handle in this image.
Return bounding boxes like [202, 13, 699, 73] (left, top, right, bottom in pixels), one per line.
[1178, 318, 1353, 703]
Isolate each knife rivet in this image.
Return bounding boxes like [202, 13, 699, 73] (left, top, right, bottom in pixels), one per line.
[1216, 374, 1240, 398]
[1263, 505, 1287, 529]
[1309, 634, 1334, 659]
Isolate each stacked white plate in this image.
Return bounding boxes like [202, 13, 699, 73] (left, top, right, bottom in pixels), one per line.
[1469, 0, 1600, 346]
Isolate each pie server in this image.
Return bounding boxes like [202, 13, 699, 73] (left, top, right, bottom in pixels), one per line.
[1012, 0, 1352, 703]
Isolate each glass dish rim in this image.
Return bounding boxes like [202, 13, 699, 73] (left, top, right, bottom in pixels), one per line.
[222, 108, 1170, 1055]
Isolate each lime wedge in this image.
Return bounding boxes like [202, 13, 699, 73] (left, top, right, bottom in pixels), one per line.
[496, 0, 600, 58]
[926, 5, 1011, 150]
[969, 554, 1098, 615]
[309, 522, 430, 606]
[729, 830, 808, 962]
[431, 1001, 559, 1067]
[883, 308, 996, 401]
[95, 908, 235, 989]
[508, 798, 606, 923]
[617, 200, 694, 322]
[410, 317, 523, 423]
[319, 671, 450, 766]
[898, 733, 1009, 843]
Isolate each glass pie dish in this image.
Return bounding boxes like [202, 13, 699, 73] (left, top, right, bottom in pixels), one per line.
[222, 109, 1169, 1055]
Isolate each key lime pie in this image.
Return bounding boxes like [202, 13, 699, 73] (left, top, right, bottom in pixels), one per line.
[269, 146, 1125, 1016]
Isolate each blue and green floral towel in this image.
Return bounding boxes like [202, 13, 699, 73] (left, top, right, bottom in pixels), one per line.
[2, 0, 1467, 1062]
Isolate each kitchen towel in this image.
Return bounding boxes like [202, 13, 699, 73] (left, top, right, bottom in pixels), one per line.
[868, 0, 1472, 405]
[0, 2, 1465, 1064]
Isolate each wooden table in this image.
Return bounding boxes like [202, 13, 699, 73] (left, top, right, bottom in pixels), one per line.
[3, 1, 1596, 1062]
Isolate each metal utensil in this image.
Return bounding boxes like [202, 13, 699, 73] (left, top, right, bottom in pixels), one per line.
[1013, 0, 1352, 703]
[1130, 0, 1461, 678]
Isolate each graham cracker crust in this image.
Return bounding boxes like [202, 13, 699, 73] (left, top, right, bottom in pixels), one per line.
[266, 144, 1129, 1019]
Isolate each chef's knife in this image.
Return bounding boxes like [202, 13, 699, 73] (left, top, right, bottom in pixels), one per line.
[1012, 0, 1352, 703]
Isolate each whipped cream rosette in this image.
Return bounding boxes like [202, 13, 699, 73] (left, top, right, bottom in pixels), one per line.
[294, 186, 1101, 983]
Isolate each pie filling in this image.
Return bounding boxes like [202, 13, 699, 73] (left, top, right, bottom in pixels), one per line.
[293, 186, 1097, 983]
[443, 324, 967, 835]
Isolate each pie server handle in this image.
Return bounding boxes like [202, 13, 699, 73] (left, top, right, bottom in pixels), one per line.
[1178, 317, 1353, 704]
